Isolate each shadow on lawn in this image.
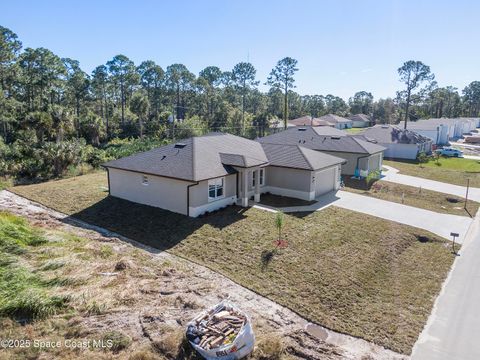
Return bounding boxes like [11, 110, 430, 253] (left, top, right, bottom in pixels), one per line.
[65, 196, 248, 251]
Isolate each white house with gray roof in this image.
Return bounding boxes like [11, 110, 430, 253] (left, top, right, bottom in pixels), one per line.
[317, 114, 353, 129]
[355, 125, 432, 159]
[103, 132, 345, 217]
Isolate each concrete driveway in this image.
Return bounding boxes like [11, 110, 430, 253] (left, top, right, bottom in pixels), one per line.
[382, 165, 480, 202]
[412, 213, 480, 360]
[272, 190, 473, 243]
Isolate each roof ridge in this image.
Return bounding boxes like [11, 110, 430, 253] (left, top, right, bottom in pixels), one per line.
[350, 137, 370, 153]
[296, 145, 314, 170]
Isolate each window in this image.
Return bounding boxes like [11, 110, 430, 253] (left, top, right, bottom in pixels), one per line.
[208, 177, 224, 201]
[142, 175, 149, 185]
[252, 169, 265, 187]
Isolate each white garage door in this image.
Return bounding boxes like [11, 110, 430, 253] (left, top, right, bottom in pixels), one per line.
[314, 167, 336, 197]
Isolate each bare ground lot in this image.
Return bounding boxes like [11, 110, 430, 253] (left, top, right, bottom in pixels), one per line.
[9, 172, 458, 355]
[0, 192, 358, 360]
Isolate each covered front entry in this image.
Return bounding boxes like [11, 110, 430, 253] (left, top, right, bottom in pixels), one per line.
[236, 167, 263, 207]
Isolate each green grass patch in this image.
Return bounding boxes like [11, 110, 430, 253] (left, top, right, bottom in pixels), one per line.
[344, 127, 365, 134]
[384, 158, 480, 187]
[0, 212, 69, 321]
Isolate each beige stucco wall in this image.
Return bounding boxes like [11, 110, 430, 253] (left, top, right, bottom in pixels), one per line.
[263, 166, 314, 200]
[189, 174, 237, 207]
[108, 168, 191, 215]
[322, 151, 383, 175]
[322, 151, 359, 175]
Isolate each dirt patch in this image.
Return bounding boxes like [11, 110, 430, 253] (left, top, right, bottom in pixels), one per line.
[0, 190, 406, 359]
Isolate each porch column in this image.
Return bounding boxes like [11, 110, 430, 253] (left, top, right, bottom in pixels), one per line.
[241, 170, 248, 207]
[254, 169, 260, 202]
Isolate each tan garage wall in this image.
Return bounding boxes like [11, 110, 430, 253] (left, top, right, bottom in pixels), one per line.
[108, 168, 191, 215]
[265, 166, 315, 200]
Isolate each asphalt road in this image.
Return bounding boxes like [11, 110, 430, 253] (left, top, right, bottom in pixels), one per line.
[412, 212, 480, 360]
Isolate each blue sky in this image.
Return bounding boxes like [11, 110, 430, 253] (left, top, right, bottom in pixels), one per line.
[2, 0, 479, 100]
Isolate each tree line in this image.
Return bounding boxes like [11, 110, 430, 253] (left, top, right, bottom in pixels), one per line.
[1, 25, 479, 181]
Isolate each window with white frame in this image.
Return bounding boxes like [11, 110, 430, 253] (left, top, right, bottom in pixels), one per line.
[208, 177, 224, 201]
[252, 169, 265, 187]
[142, 175, 149, 185]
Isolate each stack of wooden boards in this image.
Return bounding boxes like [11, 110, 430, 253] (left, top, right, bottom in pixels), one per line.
[189, 306, 247, 350]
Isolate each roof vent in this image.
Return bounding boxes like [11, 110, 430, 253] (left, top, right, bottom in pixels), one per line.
[161, 155, 166, 160]
[174, 142, 186, 148]
[381, 125, 389, 129]
[298, 128, 307, 131]
[331, 136, 341, 140]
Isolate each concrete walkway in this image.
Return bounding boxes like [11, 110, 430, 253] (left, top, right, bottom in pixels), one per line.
[382, 165, 480, 202]
[464, 155, 480, 161]
[412, 212, 480, 360]
[261, 190, 473, 243]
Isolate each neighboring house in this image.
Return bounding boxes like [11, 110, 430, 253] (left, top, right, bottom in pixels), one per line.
[270, 118, 296, 129]
[355, 125, 432, 160]
[317, 114, 353, 129]
[288, 116, 335, 127]
[103, 132, 345, 217]
[406, 121, 450, 145]
[412, 118, 480, 140]
[258, 126, 385, 176]
[348, 114, 371, 128]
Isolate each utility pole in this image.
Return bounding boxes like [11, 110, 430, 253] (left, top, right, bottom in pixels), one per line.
[171, 105, 176, 140]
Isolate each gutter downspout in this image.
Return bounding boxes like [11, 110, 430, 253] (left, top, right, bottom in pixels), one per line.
[106, 167, 111, 195]
[187, 182, 199, 217]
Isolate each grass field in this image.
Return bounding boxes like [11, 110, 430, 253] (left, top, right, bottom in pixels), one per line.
[344, 180, 479, 216]
[344, 127, 365, 134]
[384, 158, 480, 187]
[9, 173, 457, 354]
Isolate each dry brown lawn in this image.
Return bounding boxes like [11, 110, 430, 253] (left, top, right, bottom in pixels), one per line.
[10, 172, 457, 354]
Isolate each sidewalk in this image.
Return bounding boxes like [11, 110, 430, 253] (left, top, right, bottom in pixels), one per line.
[412, 212, 480, 359]
[382, 165, 480, 202]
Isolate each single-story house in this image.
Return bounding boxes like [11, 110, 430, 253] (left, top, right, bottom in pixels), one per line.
[288, 116, 335, 127]
[413, 118, 480, 140]
[348, 114, 371, 128]
[103, 132, 345, 217]
[406, 121, 450, 145]
[269, 118, 296, 129]
[317, 114, 353, 129]
[355, 125, 433, 160]
[258, 126, 385, 177]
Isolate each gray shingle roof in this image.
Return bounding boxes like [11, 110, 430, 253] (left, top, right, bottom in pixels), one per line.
[260, 143, 345, 171]
[312, 126, 347, 136]
[288, 116, 314, 126]
[348, 114, 371, 122]
[356, 125, 432, 145]
[288, 116, 336, 127]
[318, 114, 353, 124]
[103, 132, 268, 181]
[258, 127, 385, 154]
